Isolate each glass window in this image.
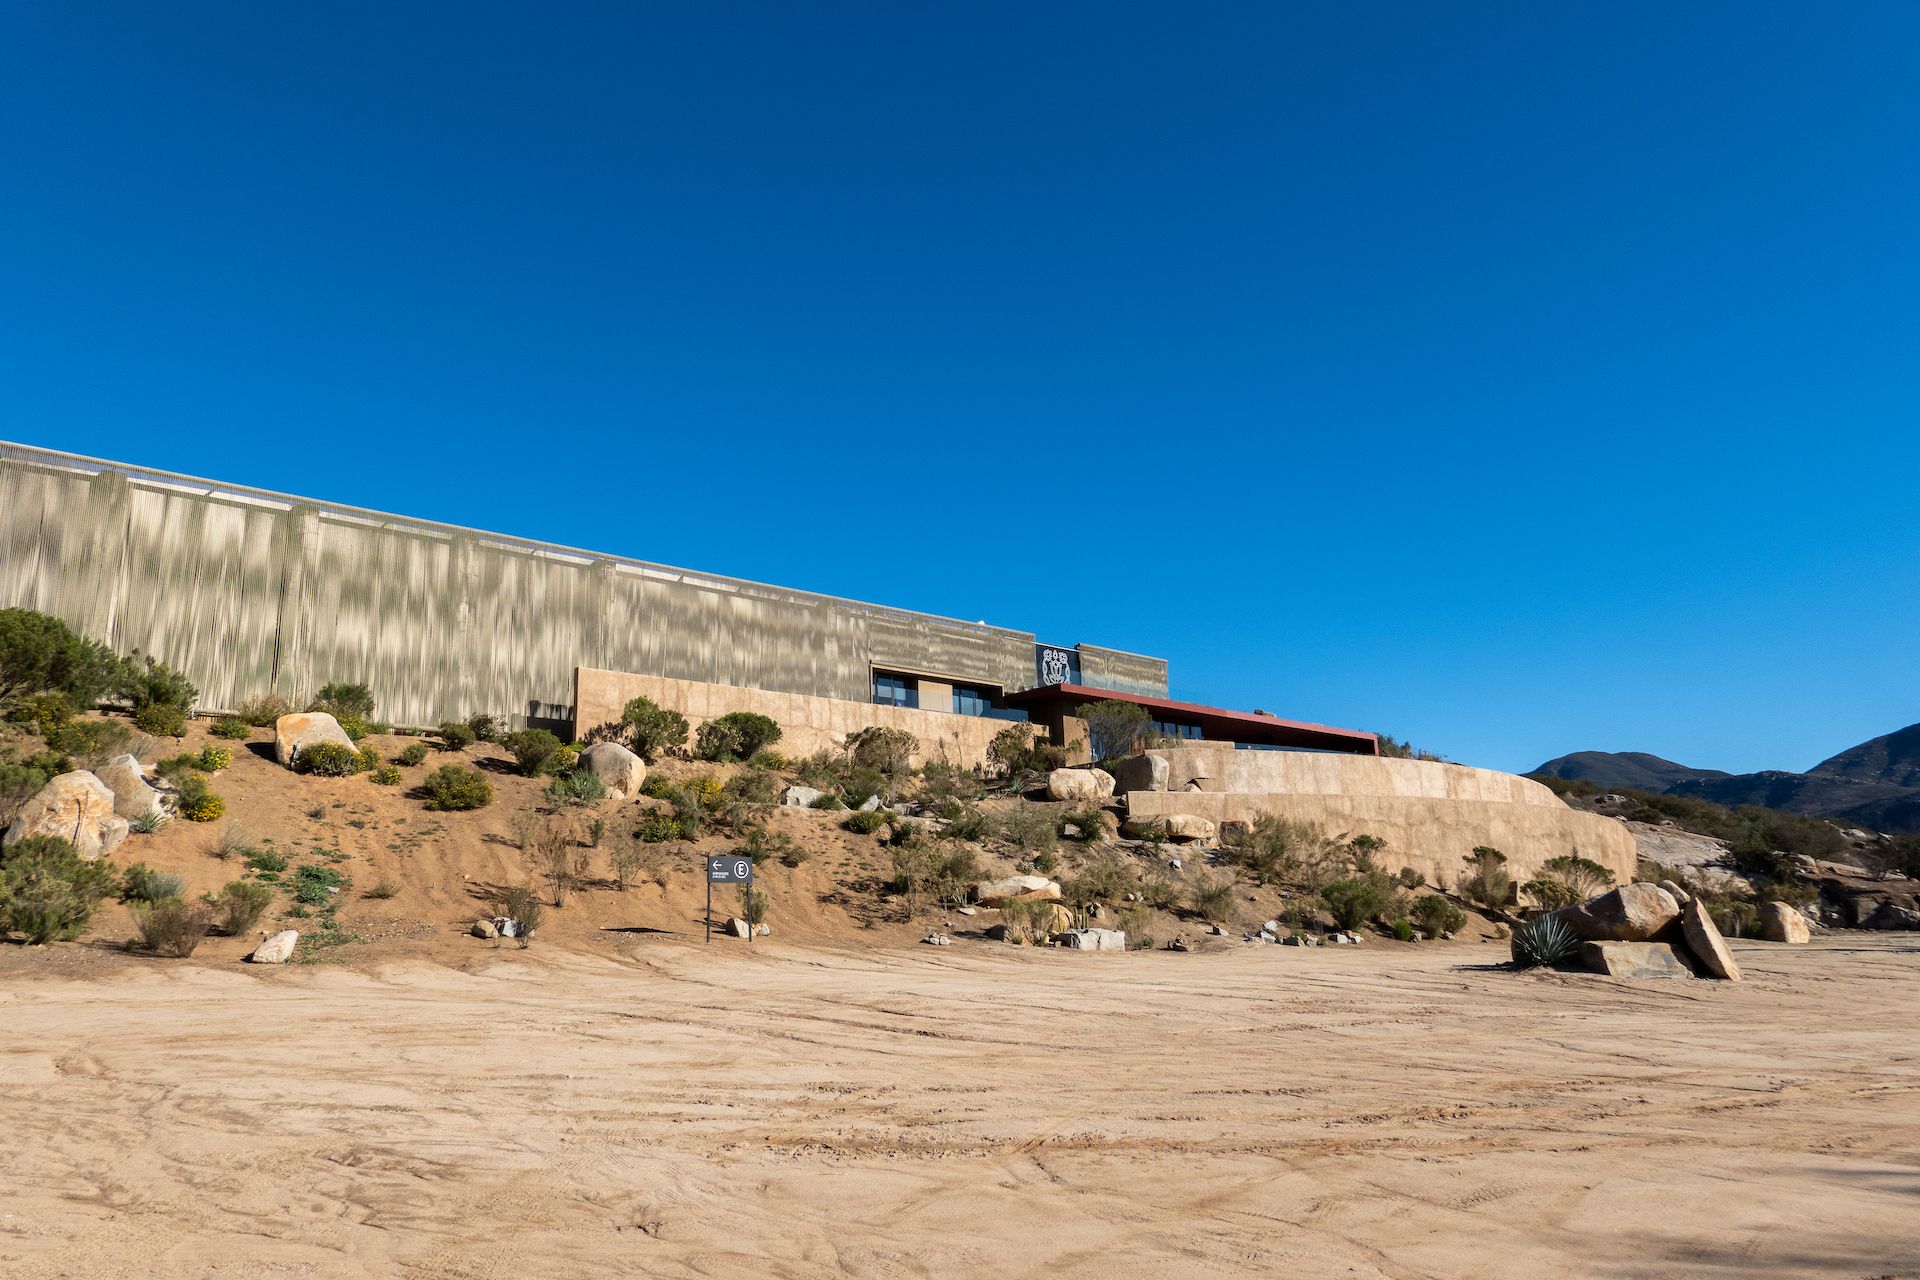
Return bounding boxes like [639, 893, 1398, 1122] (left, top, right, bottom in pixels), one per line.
[1151, 718, 1203, 740]
[872, 672, 917, 709]
[953, 684, 995, 717]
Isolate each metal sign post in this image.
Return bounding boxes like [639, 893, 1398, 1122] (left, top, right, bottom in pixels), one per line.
[706, 854, 753, 943]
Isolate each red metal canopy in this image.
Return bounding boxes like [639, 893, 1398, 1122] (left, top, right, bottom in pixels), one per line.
[1003, 683, 1380, 756]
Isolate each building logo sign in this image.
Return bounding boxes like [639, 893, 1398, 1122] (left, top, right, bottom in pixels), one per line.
[1035, 644, 1079, 687]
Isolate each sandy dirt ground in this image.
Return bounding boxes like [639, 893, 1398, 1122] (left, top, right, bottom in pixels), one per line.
[3, 935, 1918, 1279]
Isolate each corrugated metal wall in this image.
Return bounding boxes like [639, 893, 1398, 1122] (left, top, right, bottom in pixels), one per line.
[0, 443, 1169, 727]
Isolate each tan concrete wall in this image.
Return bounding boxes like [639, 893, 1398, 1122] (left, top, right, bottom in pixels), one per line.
[575, 667, 1025, 768]
[1120, 745, 1637, 889]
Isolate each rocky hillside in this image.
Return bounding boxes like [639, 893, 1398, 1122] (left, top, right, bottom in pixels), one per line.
[1536, 721, 1920, 835]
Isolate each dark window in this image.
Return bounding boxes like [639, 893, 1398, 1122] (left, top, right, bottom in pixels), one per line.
[872, 672, 917, 709]
[952, 684, 995, 717]
[1151, 718, 1203, 740]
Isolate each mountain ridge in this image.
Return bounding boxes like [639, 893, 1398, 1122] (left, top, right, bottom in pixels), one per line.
[1533, 721, 1920, 835]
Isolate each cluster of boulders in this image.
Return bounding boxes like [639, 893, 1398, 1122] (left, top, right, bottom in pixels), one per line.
[1785, 854, 1919, 931]
[2, 754, 171, 861]
[1546, 881, 1767, 980]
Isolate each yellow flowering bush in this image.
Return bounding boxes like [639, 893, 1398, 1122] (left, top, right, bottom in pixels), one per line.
[180, 790, 225, 822]
[195, 744, 232, 772]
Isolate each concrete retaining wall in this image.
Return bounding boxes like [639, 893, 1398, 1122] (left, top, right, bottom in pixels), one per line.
[1119, 746, 1637, 888]
[575, 667, 1023, 767]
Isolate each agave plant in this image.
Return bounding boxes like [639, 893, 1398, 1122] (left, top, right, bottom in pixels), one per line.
[128, 808, 171, 834]
[1511, 914, 1580, 968]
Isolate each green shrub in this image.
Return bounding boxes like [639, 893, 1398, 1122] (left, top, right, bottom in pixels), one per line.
[206, 879, 274, 934]
[1114, 903, 1154, 950]
[1390, 917, 1416, 942]
[395, 742, 429, 766]
[749, 749, 787, 770]
[842, 809, 888, 835]
[696, 712, 782, 763]
[116, 652, 197, 715]
[846, 726, 915, 775]
[1522, 854, 1616, 910]
[1412, 894, 1467, 937]
[296, 741, 364, 777]
[1460, 847, 1513, 908]
[1221, 815, 1339, 888]
[1062, 807, 1110, 841]
[1188, 874, 1235, 922]
[1511, 914, 1580, 967]
[130, 897, 212, 956]
[121, 862, 186, 903]
[236, 693, 292, 727]
[1320, 878, 1387, 931]
[43, 717, 135, 770]
[741, 887, 768, 926]
[363, 879, 399, 900]
[292, 863, 345, 905]
[498, 885, 542, 946]
[355, 745, 383, 772]
[1076, 701, 1150, 763]
[311, 682, 375, 720]
[0, 836, 119, 943]
[1136, 869, 1180, 910]
[997, 807, 1058, 855]
[370, 765, 403, 785]
[546, 770, 608, 806]
[618, 697, 689, 762]
[422, 764, 493, 811]
[436, 721, 477, 751]
[0, 609, 122, 709]
[134, 702, 189, 737]
[195, 744, 232, 771]
[504, 728, 564, 776]
[129, 808, 170, 834]
[466, 713, 501, 743]
[808, 792, 845, 811]
[211, 716, 251, 740]
[175, 775, 225, 822]
[13, 689, 74, 734]
[247, 849, 289, 873]
[1064, 848, 1133, 906]
[633, 812, 686, 843]
[0, 761, 52, 826]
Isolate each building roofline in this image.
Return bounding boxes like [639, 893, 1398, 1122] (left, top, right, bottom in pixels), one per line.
[1003, 683, 1380, 754]
[0, 438, 1091, 647]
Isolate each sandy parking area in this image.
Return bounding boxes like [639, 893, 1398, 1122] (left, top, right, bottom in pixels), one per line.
[3, 936, 1918, 1279]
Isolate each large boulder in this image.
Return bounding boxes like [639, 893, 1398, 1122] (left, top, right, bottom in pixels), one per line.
[1108, 753, 1170, 794]
[1555, 883, 1681, 942]
[971, 875, 1062, 907]
[4, 771, 129, 861]
[1059, 928, 1127, 952]
[1581, 941, 1694, 979]
[250, 930, 299, 964]
[1759, 901, 1811, 944]
[1679, 898, 1741, 981]
[92, 754, 165, 820]
[726, 917, 752, 939]
[782, 785, 826, 808]
[1861, 902, 1920, 931]
[273, 712, 355, 768]
[1031, 902, 1076, 936]
[1162, 813, 1217, 843]
[1047, 768, 1115, 803]
[578, 742, 645, 799]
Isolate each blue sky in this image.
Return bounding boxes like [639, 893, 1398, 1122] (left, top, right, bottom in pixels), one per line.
[3, 4, 1916, 775]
